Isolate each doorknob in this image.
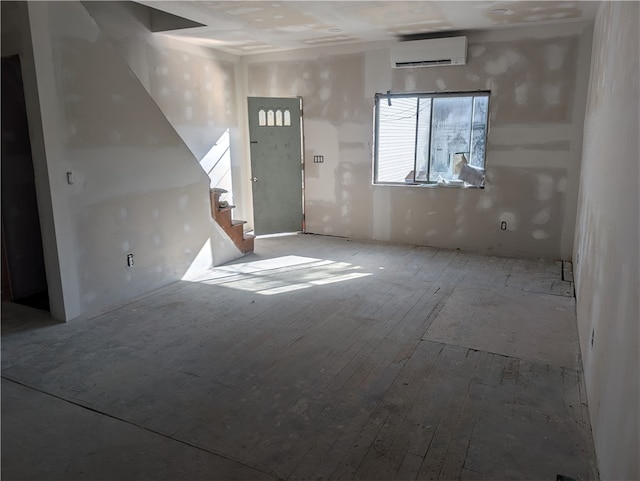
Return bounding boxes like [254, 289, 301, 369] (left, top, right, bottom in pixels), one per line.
[251, 177, 258, 182]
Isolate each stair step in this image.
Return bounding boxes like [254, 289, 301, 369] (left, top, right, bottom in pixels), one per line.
[231, 219, 247, 226]
[217, 206, 235, 213]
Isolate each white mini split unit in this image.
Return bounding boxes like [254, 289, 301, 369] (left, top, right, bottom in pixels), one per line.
[390, 36, 468, 68]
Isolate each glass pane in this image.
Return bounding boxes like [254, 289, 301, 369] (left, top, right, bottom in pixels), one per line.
[258, 109, 266, 126]
[470, 96, 489, 168]
[284, 109, 291, 126]
[376, 97, 417, 183]
[267, 109, 275, 126]
[429, 96, 472, 182]
[275, 109, 283, 126]
[415, 98, 432, 182]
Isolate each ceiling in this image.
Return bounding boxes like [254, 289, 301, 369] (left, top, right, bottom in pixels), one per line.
[137, 1, 599, 55]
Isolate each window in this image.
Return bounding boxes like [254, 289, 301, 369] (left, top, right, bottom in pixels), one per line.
[374, 91, 489, 186]
[257, 109, 292, 127]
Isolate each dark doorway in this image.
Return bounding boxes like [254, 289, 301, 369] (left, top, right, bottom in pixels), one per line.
[1, 55, 49, 311]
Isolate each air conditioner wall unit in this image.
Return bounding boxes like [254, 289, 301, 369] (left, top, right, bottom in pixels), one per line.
[390, 36, 468, 68]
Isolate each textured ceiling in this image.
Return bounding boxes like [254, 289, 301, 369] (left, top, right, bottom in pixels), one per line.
[137, 1, 599, 54]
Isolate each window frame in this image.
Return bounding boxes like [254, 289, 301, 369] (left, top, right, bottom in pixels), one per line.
[373, 90, 490, 187]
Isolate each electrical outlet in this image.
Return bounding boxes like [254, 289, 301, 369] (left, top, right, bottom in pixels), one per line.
[500, 221, 507, 230]
[127, 253, 134, 267]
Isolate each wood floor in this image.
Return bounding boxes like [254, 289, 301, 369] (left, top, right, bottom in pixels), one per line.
[1, 234, 598, 480]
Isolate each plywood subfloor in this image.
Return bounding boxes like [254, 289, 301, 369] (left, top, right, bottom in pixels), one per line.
[1, 234, 598, 480]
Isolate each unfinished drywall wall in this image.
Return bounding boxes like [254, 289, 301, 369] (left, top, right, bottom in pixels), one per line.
[21, 1, 240, 320]
[82, 2, 237, 161]
[573, 2, 639, 479]
[245, 22, 592, 259]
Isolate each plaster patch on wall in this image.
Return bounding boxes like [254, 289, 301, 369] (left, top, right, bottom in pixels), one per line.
[467, 73, 480, 83]
[532, 207, 551, 225]
[543, 84, 561, 105]
[185, 106, 193, 119]
[109, 130, 122, 143]
[557, 177, 567, 192]
[485, 77, 498, 96]
[121, 241, 130, 252]
[436, 78, 447, 90]
[477, 195, 493, 210]
[532, 229, 550, 240]
[405, 74, 416, 91]
[184, 90, 192, 101]
[536, 173, 555, 200]
[178, 194, 188, 209]
[319, 87, 331, 101]
[515, 83, 529, 105]
[160, 86, 170, 97]
[485, 50, 521, 76]
[183, 223, 191, 233]
[469, 45, 486, 58]
[546, 44, 566, 71]
[426, 228, 438, 237]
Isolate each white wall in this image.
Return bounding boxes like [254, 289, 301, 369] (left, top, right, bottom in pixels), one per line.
[11, 1, 241, 320]
[244, 22, 593, 260]
[573, 2, 640, 479]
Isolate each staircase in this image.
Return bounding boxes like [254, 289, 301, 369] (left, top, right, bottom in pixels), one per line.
[210, 188, 255, 254]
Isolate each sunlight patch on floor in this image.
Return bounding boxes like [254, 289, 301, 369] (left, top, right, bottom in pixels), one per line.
[187, 255, 372, 295]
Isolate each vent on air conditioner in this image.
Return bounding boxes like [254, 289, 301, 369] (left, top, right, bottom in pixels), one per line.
[390, 36, 468, 68]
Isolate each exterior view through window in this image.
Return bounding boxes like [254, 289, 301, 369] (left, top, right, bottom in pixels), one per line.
[374, 91, 490, 187]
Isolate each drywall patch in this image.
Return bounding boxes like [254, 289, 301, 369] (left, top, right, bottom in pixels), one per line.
[557, 177, 567, 193]
[532, 229, 550, 240]
[436, 78, 447, 90]
[469, 44, 486, 58]
[319, 87, 331, 101]
[536, 173, 555, 200]
[543, 84, 561, 105]
[405, 74, 416, 91]
[515, 83, 529, 105]
[477, 195, 493, 210]
[532, 207, 551, 225]
[467, 73, 480, 83]
[546, 44, 566, 71]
